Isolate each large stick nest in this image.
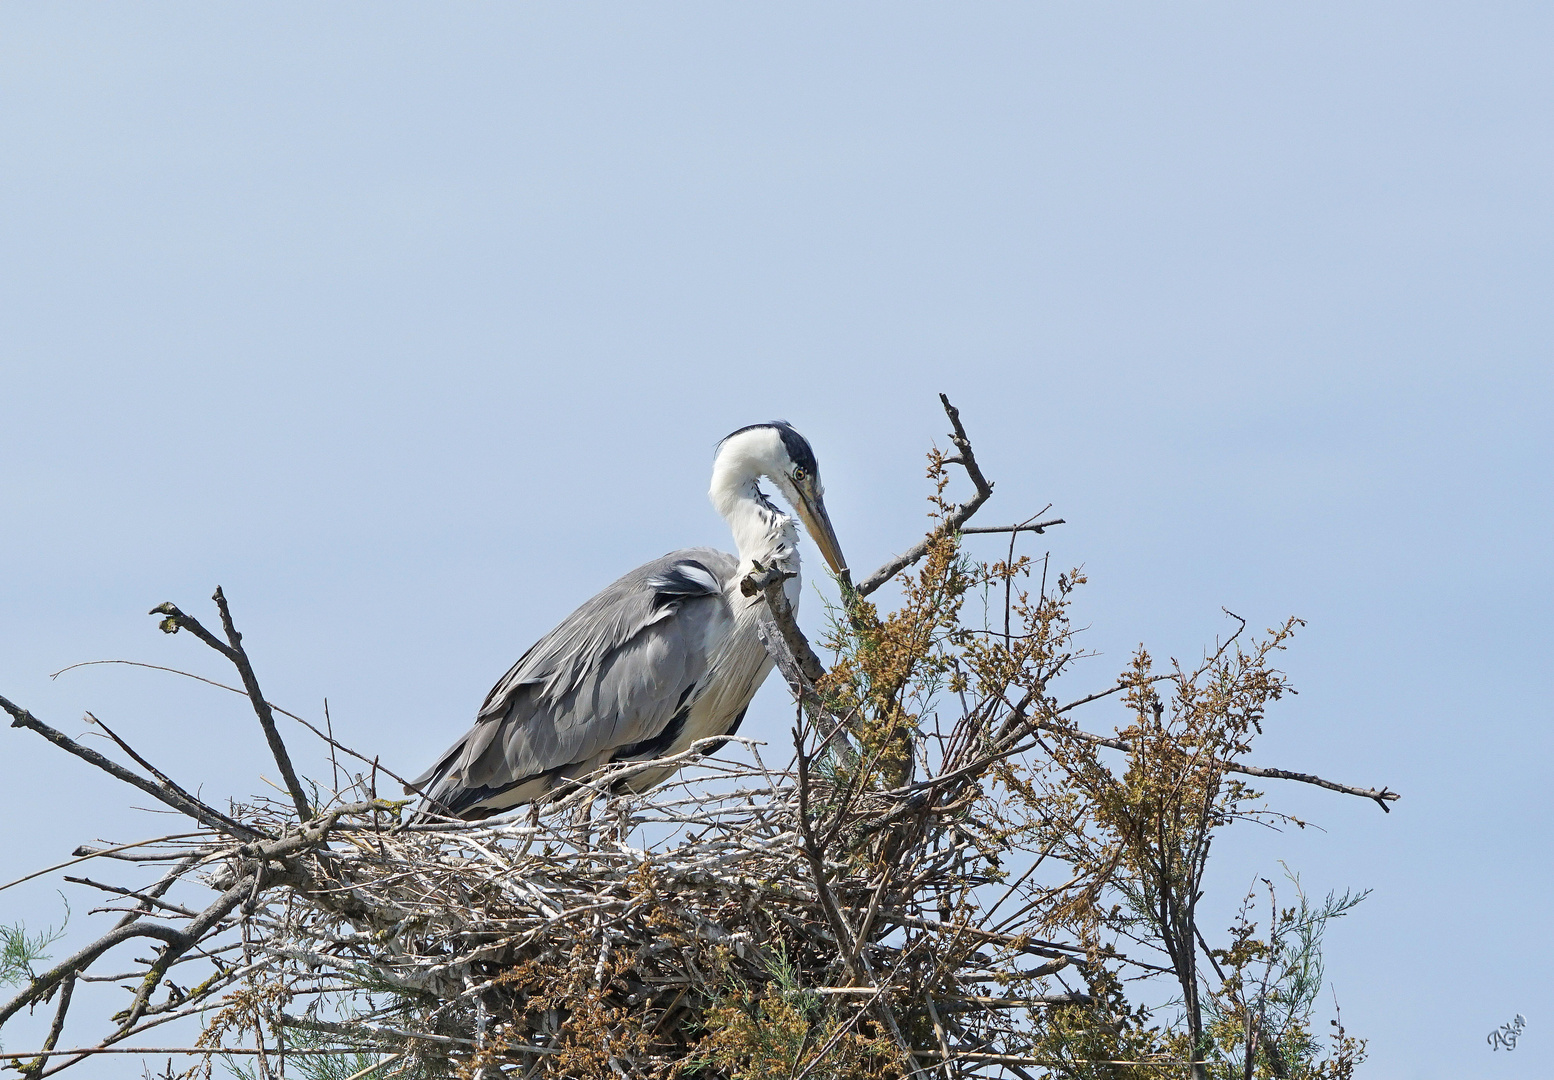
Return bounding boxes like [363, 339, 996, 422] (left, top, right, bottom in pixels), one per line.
[189, 739, 1087, 1079]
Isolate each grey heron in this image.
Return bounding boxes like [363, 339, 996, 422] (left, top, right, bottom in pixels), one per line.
[408, 421, 847, 820]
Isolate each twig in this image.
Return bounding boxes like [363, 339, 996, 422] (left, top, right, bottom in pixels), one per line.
[1224, 763, 1397, 812]
[1030, 719, 1399, 810]
[0, 922, 188, 1028]
[150, 589, 313, 821]
[2, 695, 265, 841]
[0, 835, 212, 897]
[794, 728, 926, 1078]
[280, 1014, 474, 1046]
[740, 564, 822, 681]
[50, 659, 418, 791]
[856, 394, 996, 597]
[909, 1051, 1188, 1067]
[16, 972, 74, 1078]
[743, 560, 851, 745]
[340, 1053, 406, 1080]
[960, 518, 1066, 535]
[62, 876, 200, 919]
[0, 1048, 395, 1060]
[82, 712, 256, 837]
[116, 872, 257, 1028]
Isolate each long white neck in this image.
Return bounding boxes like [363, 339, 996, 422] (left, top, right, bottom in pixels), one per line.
[709, 438, 802, 603]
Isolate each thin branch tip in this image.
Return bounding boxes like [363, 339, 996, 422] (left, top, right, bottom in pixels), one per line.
[856, 394, 1003, 596]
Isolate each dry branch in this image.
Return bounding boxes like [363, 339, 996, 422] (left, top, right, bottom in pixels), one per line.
[151, 588, 313, 821]
[1002, 707, 1398, 812]
[2, 695, 262, 841]
[855, 394, 999, 597]
[50, 659, 419, 792]
[960, 519, 1066, 536]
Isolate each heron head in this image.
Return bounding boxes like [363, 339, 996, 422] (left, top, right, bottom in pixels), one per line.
[714, 421, 849, 581]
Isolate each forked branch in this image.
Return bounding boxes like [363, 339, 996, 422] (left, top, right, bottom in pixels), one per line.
[2, 696, 263, 841]
[151, 588, 313, 821]
[856, 393, 1006, 597]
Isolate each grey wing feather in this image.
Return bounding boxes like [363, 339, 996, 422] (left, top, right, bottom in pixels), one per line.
[410, 548, 737, 816]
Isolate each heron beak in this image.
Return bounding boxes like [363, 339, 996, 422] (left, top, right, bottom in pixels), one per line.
[795, 488, 849, 581]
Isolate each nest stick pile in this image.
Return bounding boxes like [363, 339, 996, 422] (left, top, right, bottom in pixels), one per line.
[0, 739, 1086, 1079]
[198, 741, 1084, 1078]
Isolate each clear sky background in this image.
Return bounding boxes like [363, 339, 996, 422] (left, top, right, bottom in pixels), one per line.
[1, 4, 1549, 1077]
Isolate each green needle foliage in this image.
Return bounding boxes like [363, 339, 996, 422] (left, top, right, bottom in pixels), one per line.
[1, 911, 65, 1052]
[1, 923, 61, 992]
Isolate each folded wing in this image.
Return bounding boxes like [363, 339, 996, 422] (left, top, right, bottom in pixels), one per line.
[409, 548, 737, 818]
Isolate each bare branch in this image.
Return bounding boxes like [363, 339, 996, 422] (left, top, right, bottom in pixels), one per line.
[0, 838, 210, 897]
[54, 659, 418, 792]
[0, 922, 188, 1029]
[960, 518, 1066, 536]
[61, 877, 200, 919]
[16, 972, 74, 1079]
[741, 560, 851, 744]
[152, 590, 313, 821]
[115, 872, 255, 1029]
[1224, 762, 1398, 812]
[794, 728, 926, 1078]
[1028, 719, 1398, 809]
[279, 1014, 473, 1047]
[0, 1048, 393, 1061]
[83, 712, 258, 838]
[2, 695, 265, 841]
[742, 564, 826, 686]
[993, 694, 1400, 812]
[856, 394, 998, 597]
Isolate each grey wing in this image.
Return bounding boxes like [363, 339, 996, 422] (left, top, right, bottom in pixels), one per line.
[409, 548, 738, 818]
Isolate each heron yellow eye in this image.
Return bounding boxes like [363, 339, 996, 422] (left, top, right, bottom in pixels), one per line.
[793, 467, 807, 482]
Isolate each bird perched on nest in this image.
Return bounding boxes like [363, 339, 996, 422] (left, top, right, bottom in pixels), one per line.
[408, 422, 847, 820]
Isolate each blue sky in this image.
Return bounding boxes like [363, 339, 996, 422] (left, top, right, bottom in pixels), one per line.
[1, 5, 1550, 1076]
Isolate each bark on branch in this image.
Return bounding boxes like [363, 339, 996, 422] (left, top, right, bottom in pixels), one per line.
[2, 695, 264, 841]
[856, 393, 1003, 597]
[961, 518, 1066, 535]
[151, 589, 313, 821]
[741, 561, 850, 743]
[0, 796, 387, 1047]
